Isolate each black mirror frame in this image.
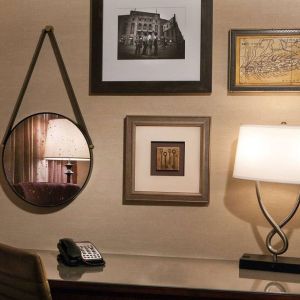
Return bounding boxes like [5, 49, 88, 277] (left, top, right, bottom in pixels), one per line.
[1, 112, 93, 207]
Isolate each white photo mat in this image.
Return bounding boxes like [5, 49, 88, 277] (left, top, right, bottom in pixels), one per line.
[134, 126, 201, 193]
[102, 0, 201, 81]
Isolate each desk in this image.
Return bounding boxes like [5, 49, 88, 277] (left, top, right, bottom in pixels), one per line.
[37, 250, 300, 299]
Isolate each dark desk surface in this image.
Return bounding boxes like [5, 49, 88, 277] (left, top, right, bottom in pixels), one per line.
[36, 250, 300, 298]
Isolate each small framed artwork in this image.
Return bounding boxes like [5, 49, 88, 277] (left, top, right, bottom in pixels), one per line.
[123, 116, 210, 205]
[90, 0, 213, 94]
[150, 141, 185, 176]
[229, 29, 300, 91]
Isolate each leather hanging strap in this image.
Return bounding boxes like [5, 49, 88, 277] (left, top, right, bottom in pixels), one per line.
[1, 26, 94, 149]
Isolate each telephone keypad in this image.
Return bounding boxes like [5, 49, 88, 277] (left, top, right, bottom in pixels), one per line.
[76, 242, 103, 261]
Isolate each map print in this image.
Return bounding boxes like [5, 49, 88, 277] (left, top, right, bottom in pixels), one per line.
[236, 35, 300, 86]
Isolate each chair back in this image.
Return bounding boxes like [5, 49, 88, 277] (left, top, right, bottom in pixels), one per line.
[0, 242, 52, 300]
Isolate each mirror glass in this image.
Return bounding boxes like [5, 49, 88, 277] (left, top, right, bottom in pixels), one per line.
[2, 113, 92, 206]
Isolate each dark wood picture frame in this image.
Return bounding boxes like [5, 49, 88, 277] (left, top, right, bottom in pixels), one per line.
[123, 116, 210, 206]
[150, 141, 185, 176]
[229, 29, 300, 92]
[90, 0, 213, 94]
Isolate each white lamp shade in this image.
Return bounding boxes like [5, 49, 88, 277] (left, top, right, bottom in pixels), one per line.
[44, 119, 90, 161]
[233, 125, 300, 184]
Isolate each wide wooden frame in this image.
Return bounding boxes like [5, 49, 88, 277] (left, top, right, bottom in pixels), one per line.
[90, 0, 213, 94]
[229, 29, 300, 92]
[123, 116, 210, 206]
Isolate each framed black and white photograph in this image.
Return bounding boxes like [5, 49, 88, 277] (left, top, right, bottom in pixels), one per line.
[123, 116, 210, 206]
[90, 0, 213, 94]
[117, 8, 185, 60]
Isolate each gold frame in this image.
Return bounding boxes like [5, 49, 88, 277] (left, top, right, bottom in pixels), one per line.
[229, 29, 300, 91]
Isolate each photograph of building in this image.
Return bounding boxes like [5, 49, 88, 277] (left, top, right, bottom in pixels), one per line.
[118, 8, 185, 60]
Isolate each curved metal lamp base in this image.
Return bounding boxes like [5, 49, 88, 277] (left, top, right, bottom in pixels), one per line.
[239, 181, 300, 273]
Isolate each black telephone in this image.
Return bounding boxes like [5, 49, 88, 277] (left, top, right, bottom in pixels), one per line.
[57, 238, 105, 267]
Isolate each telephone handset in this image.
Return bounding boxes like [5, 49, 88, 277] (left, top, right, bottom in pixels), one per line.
[57, 238, 105, 266]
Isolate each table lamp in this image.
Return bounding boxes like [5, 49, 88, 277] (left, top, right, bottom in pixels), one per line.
[233, 124, 300, 273]
[44, 118, 90, 183]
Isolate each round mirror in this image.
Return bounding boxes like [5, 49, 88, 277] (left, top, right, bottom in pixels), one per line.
[2, 113, 92, 207]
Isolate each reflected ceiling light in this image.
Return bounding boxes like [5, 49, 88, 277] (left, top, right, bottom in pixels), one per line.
[44, 118, 90, 183]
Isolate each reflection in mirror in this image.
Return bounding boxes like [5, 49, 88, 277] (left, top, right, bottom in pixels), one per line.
[2, 113, 91, 207]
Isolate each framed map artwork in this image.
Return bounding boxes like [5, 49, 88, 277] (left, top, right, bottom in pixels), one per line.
[228, 29, 300, 91]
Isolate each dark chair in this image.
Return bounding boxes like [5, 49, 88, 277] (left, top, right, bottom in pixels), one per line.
[0, 242, 52, 300]
[13, 182, 81, 206]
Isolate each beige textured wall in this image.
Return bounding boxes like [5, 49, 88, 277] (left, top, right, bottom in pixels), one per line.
[1, 0, 300, 260]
